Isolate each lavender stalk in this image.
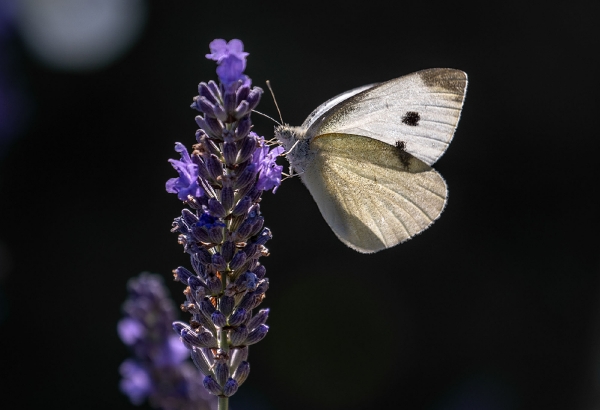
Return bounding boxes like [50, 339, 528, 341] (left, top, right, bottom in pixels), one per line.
[166, 39, 283, 410]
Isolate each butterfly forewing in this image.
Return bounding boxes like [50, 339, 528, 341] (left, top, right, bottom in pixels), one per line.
[302, 133, 447, 253]
[305, 68, 467, 166]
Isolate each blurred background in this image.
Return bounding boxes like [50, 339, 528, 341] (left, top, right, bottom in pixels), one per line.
[0, 0, 598, 409]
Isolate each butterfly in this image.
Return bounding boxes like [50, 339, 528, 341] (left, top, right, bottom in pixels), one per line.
[274, 68, 468, 253]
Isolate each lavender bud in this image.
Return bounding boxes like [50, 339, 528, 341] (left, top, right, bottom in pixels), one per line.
[235, 115, 251, 140]
[229, 251, 247, 271]
[201, 347, 215, 367]
[195, 96, 219, 118]
[223, 89, 237, 115]
[228, 308, 248, 327]
[191, 347, 212, 376]
[236, 84, 250, 104]
[195, 128, 208, 145]
[207, 226, 224, 244]
[208, 198, 227, 218]
[245, 324, 268, 345]
[236, 135, 256, 163]
[234, 218, 254, 241]
[173, 266, 194, 284]
[193, 313, 216, 335]
[229, 325, 249, 346]
[246, 87, 262, 111]
[254, 228, 271, 246]
[203, 375, 222, 396]
[232, 202, 250, 223]
[194, 158, 213, 186]
[212, 253, 227, 270]
[239, 180, 259, 200]
[205, 115, 225, 138]
[180, 327, 205, 349]
[181, 209, 199, 226]
[234, 271, 258, 293]
[223, 141, 237, 166]
[191, 224, 212, 243]
[221, 186, 234, 211]
[191, 254, 207, 278]
[223, 378, 239, 397]
[211, 310, 227, 328]
[234, 100, 250, 119]
[190, 286, 207, 303]
[198, 82, 218, 104]
[233, 361, 250, 386]
[195, 115, 222, 138]
[190, 98, 201, 112]
[173, 321, 190, 335]
[229, 346, 248, 372]
[243, 243, 259, 259]
[251, 294, 265, 310]
[220, 295, 234, 317]
[213, 104, 227, 122]
[255, 278, 269, 295]
[182, 327, 218, 348]
[233, 259, 253, 280]
[196, 247, 212, 265]
[249, 218, 266, 238]
[238, 292, 256, 310]
[181, 300, 201, 314]
[207, 80, 221, 101]
[171, 217, 189, 234]
[187, 194, 208, 209]
[252, 264, 266, 279]
[214, 361, 230, 386]
[206, 154, 224, 182]
[228, 214, 245, 235]
[199, 297, 216, 318]
[221, 240, 235, 262]
[196, 133, 221, 157]
[206, 274, 222, 295]
[234, 163, 256, 191]
[247, 308, 269, 331]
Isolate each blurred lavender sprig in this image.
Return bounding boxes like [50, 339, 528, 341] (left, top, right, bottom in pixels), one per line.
[166, 39, 282, 407]
[118, 272, 216, 410]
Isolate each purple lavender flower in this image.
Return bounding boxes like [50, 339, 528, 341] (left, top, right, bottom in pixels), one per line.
[252, 135, 285, 192]
[167, 39, 280, 407]
[118, 272, 216, 410]
[205, 39, 249, 87]
[166, 143, 204, 201]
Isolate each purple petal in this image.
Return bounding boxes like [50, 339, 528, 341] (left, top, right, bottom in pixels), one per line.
[166, 143, 203, 200]
[205, 39, 228, 61]
[117, 318, 145, 345]
[119, 360, 152, 405]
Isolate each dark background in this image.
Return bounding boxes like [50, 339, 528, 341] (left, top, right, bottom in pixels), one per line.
[0, 1, 598, 409]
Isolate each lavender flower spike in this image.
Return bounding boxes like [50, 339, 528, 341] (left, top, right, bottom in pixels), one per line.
[167, 39, 280, 409]
[118, 272, 216, 410]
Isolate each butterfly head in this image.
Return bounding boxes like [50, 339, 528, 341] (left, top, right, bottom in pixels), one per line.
[274, 124, 313, 175]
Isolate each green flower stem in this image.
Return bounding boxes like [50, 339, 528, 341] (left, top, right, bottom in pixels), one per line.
[218, 396, 229, 410]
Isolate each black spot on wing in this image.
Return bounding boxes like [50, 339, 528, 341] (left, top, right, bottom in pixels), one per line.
[401, 111, 420, 126]
[395, 140, 411, 170]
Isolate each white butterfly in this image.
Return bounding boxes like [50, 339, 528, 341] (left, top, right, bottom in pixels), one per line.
[275, 68, 468, 253]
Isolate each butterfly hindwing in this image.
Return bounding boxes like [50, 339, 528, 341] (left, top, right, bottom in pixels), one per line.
[301, 133, 447, 253]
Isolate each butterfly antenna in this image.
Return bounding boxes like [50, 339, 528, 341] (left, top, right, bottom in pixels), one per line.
[266, 80, 284, 124]
[252, 109, 281, 126]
